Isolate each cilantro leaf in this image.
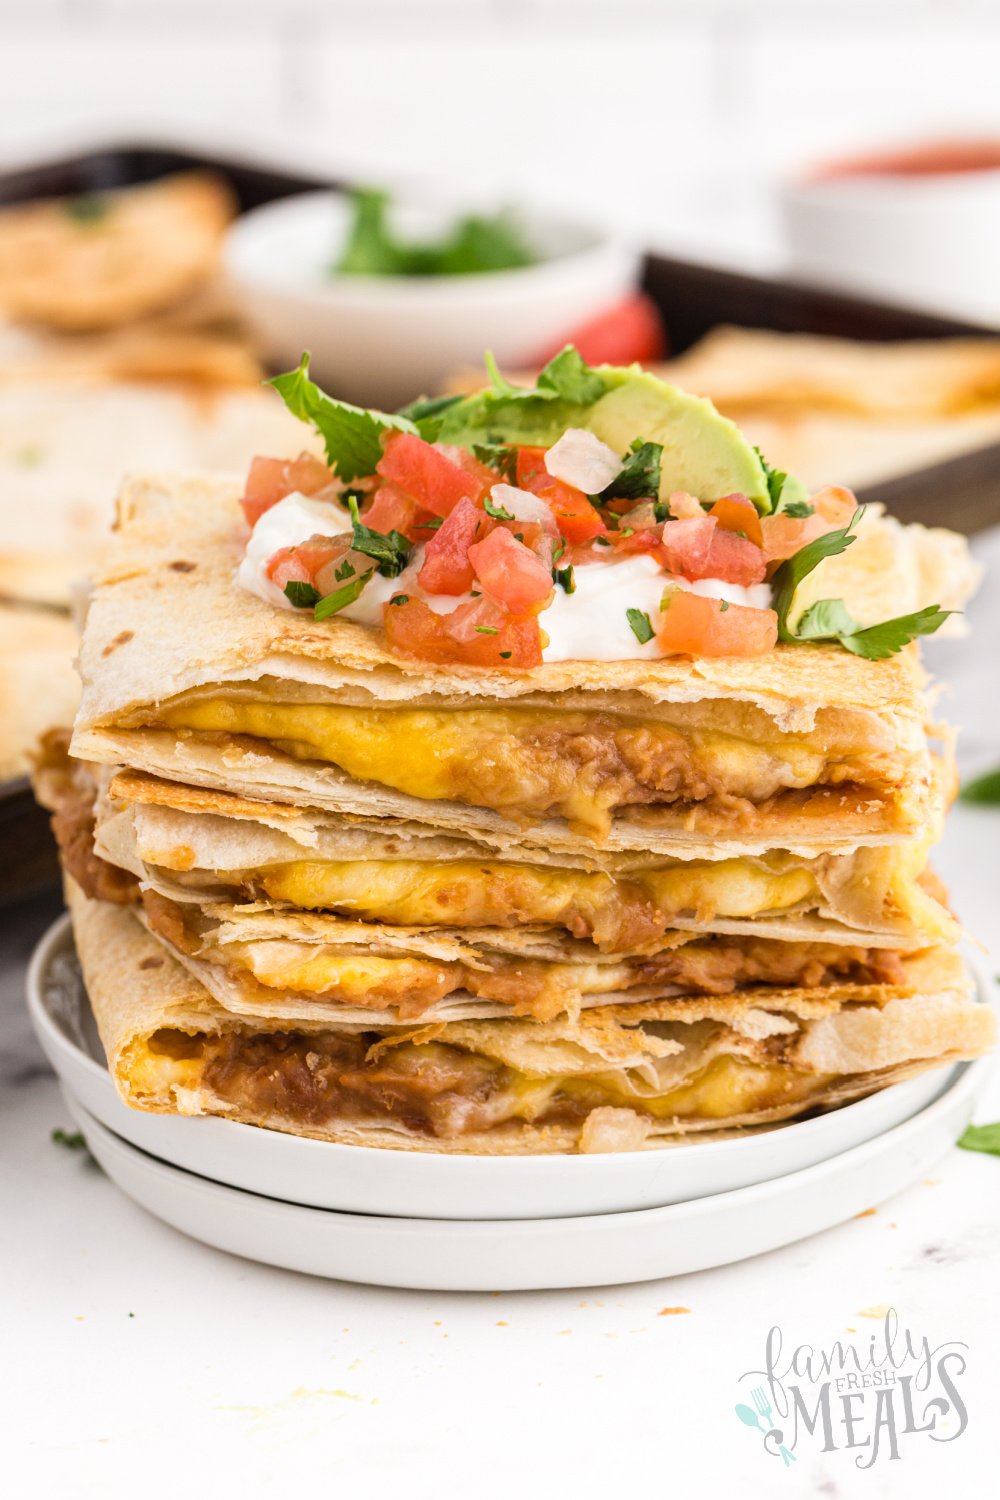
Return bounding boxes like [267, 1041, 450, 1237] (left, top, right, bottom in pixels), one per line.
[346, 495, 412, 576]
[483, 493, 514, 520]
[601, 439, 663, 502]
[958, 1121, 1000, 1156]
[770, 512, 861, 643]
[396, 392, 465, 441]
[473, 442, 518, 483]
[483, 350, 545, 401]
[776, 517, 953, 658]
[268, 354, 417, 482]
[960, 766, 1000, 804]
[314, 568, 374, 620]
[536, 346, 605, 404]
[334, 189, 535, 278]
[782, 500, 815, 518]
[754, 446, 810, 514]
[284, 580, 321, 609]
[837, 605, 953, 660]
[795, 598, 859, 641]
[555, 564, 576, 593]
[626, 607, 655, 644]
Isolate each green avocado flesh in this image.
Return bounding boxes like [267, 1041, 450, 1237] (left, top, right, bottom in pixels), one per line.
[436, 366, 773, 511]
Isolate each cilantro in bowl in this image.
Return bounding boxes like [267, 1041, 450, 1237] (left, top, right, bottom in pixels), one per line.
[333, 188, 538, 278]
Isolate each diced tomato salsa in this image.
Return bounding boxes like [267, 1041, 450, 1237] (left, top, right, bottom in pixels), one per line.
[243, 428, 850, 669]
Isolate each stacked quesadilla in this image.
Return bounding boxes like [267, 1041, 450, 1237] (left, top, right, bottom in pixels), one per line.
[44, 351, 994, 1154]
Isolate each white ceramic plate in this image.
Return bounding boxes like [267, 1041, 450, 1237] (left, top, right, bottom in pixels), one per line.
[30, 913, 975, 1221]
[223, 190, 638, 407]
[61, 1062, 990, 1290]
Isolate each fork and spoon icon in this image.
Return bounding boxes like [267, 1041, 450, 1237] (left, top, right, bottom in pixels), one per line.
[735, 1386, 797, 1466]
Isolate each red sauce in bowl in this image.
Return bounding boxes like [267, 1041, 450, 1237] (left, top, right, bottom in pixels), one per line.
[810, 139, 1000, 182]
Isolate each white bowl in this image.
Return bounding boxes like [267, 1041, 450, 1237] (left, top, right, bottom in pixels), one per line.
[29, 913, 971, 1222]
[223, 190, 640, 407]
[781, 153, 1000, 321]
[60, 1066, 990, 1289]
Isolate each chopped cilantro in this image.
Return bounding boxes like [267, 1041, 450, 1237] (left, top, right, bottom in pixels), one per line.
[555, 564, 576, 594]
[284, 580, 321, 609]
[346, 495, 412, 576]
[269, 354, 417, 482]
[754, 445, 810, 514]
[314, 568, 374, 620]
[499, 650, 513, 659]
[389, 594, 409, 606]
[626, 607, 655, 644]
[484, 493, 514, 520]
[415, 517, 444, 530]
[719, 599, 730, 612]
[473, 442, 519, 483]
[782, 500, 814, 518]
[334, 558, 356, 581]
[475, 625, 499, 635]
[334, 188, 536, 278]
[601, 439, 663, 503]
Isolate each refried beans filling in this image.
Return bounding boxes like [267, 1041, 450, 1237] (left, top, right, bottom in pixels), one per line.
[148, 1026, 817, 1138]
[139, 889, 907, 1022]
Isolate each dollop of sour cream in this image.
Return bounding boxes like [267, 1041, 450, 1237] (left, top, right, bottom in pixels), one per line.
[542, 554, 771, 662]
[238, 493, 772, 659]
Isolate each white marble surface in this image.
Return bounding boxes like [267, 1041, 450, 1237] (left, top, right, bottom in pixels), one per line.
[2, 535, 999, 1498]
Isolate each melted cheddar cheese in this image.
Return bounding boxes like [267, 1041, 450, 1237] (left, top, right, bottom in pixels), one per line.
[156, 699, 874, 834]
[256, 855, 818, 947]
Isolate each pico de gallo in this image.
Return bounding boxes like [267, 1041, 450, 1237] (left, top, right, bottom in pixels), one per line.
[236, 350, 952, 669]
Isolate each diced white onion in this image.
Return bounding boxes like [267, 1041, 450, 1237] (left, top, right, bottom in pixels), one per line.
[544, 428, 622, 494]
[490, 483, 558, 533]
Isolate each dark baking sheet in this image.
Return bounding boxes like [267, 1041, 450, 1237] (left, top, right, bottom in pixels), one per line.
[2, 139, 999, 897]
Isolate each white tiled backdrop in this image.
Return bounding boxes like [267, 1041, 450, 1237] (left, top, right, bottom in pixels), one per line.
[3, 0, 1000, 268]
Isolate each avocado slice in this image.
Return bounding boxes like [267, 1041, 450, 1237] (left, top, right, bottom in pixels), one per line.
[586, 371, 771, 510]
[436, 366, 773, 511]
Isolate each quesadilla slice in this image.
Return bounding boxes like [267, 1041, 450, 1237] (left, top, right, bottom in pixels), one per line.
[71, 466, 952, 854]
[67, 878, 993, 1154]
[94, 769, 956, 950]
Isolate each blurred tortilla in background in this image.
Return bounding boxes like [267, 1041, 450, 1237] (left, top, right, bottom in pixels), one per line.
[0, 169, 317, 791]
[0, 605, 79, 781]
[0, 171, 236, 331]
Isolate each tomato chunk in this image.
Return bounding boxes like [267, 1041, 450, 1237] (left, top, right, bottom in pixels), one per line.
[514, 447, 605, 543]
[383, 595, 542, 668]
[657, 590, 778, 657]
[467, 526, 554, 612]
[241, 452, 334, 526]
[418, 497, 482, 595]
[266, 535, 345, 591]
[363, 482, 433, 542]
[660, 516, 765, 585]
[708, 493, 763, 548]
[760, 511, 834, 564]
[659, 516, 717, 576]
[532, 292, 667, 367]
[377, 432, 483, 518]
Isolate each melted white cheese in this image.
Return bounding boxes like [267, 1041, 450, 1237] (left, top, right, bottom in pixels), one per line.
[238, 493, 772, 659]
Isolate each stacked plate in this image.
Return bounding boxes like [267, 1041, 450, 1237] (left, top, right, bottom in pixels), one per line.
[29, 915, 991, 1291]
